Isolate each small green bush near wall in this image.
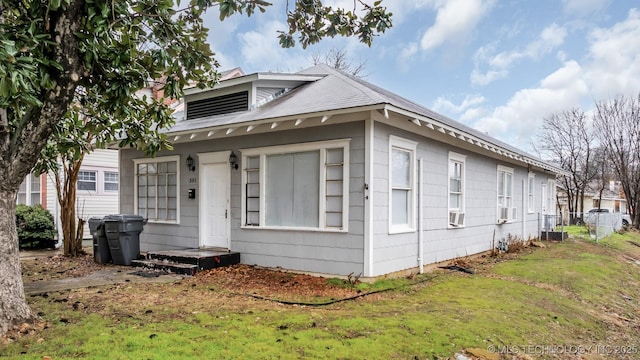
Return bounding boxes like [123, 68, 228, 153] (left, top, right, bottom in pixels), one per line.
[16, 204, 56, 249]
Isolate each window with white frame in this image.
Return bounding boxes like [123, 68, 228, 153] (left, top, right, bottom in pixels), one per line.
[497, 165, 516, 223]
[17, 173, 41, 206]
[134, 156, 179, 223]
[389, 136, 417, 233]
[104, 172, 119, 191]
[77, 170, 97, 191]
[547, 179, 556, 215]
[448, 152, 466, 227]
[527, 173, 535, 213]
[17, 180, 27, 204]
[241, 139, 349, 231]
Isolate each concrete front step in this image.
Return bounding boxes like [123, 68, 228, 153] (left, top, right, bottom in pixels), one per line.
[133, 249, 240, 275]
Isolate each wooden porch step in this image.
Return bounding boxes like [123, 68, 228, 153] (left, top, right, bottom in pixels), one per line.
[131, 259, 198, 276]
[133, 249, 241, 275]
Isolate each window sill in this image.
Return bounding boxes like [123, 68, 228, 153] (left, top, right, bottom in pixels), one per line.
[496, 220, 515, 224]
[241, 225, 348, 233]
[389, 226, 416, 234]
[447, 225, 465, 229]
[146, 220, 180, 225]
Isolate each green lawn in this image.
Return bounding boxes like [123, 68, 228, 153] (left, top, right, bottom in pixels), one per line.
[4, 229, 640, 359]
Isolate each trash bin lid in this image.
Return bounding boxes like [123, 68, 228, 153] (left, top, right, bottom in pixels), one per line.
[103, 214, 146, 222]
[87, 217, 104, 230]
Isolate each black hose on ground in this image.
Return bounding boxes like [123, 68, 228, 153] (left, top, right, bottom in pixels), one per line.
[237, 273, 441, 307]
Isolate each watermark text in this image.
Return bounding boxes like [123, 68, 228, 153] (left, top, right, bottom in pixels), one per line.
[487, 344, 638, 356]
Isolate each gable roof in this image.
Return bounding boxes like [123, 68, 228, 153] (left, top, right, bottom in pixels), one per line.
[167, 64, 565, 175]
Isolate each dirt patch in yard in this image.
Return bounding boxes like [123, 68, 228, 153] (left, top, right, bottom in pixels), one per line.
[186, 264, 363, 302]
[21, 253, 129, 283]
[21, 253, 365, 300]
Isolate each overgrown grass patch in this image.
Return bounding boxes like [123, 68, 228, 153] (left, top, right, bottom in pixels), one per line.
[563, 225, 590, 239]
[5, 233, 640, 359]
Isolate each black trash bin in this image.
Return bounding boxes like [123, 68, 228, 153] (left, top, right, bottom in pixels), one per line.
[103, 214, 146, 266]
[88, 217, 111, 264]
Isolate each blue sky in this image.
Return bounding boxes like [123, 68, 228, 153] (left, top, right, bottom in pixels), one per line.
[201, 1, 640, 152]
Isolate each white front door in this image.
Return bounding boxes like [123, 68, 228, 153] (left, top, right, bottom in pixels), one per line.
[200, 162, 230, 248]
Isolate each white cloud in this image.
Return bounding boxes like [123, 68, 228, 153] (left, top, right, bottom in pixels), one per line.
[471, 23, 567, 86]
[238, 20, 310, 72]
[420, 0, 495, 51]
[583, 8, 640, 99]
[324, 0, 435, 25]
[472, 61, 589, 147]
[399, 42, 419, 65]
[470, 68, 508, 86]
[367, 0, 437, 24]
[562, 0, 611, 17]
[460, 106, 487, 122]
[461, 8, 640, 152]
[432, 94, 486, 113]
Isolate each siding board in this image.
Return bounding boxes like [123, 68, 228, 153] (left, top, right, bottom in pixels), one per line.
[370, 122, 553, 276]
[121, 121, 366, 276]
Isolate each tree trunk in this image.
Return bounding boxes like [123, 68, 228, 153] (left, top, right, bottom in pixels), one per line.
[55, 159, 85, 257]
[0, 190, 35, 334]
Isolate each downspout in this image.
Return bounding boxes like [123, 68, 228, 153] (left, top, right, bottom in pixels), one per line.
[363, 116, 375, 277]
[522, 179, 526, 240]
[418, 158, 424, 274]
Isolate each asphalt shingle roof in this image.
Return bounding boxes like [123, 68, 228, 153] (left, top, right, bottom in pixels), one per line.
[168, 64, 562, 174]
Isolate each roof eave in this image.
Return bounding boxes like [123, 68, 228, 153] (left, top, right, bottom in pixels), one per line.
[383, 104, 568, 176]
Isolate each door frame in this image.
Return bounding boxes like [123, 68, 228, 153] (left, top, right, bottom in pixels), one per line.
[198, 151, 232, 249]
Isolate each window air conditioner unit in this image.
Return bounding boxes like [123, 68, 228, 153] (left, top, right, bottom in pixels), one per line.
[498, 207, 509, 223]
[449, 211, 465, 226]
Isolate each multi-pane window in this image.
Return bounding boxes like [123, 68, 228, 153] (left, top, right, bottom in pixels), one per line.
[391, 149, 410, 225]
[497, 165, 515, 222]
[325, 148, 345, 228]
[104, 172, 119, 191]
[389, 136, 417, 233]
[17, 173, 41, 205]
[30, 175, 41, 205]
[135, 156, 179, 222]
[17, 179, 27, 204]
[241, 140, 349, 231]
[245, 156, 260, 226]
[77, 171, 97, 191]
[448, 152, 465, 227]
[528, 173, 535, 213]
[547, 179, 556, 215]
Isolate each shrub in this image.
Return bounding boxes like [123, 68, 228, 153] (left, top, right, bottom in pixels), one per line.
[15, 204, 57, 249]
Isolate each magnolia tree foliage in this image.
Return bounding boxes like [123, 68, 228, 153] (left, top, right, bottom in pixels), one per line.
[0, 0, 392, 336]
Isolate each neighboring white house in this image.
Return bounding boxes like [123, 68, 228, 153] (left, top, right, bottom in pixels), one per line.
[117, 64, 564, 278]
[18, 149, 120, 241]
[557, 180, 629, 224]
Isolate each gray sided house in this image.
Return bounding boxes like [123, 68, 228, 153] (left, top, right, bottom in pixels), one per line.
[118, 64, 562, 278]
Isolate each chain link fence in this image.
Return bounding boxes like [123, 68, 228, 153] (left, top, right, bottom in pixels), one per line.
[584, 212, 624, 241]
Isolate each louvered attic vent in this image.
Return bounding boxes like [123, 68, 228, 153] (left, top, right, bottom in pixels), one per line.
[186, 91, 249, 120]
